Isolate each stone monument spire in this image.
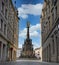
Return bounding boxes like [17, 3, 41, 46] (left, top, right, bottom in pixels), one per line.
[27, 22, 30, 39]
[21, 21, 35, 58]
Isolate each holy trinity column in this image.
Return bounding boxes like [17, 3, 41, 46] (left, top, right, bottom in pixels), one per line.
[21, 22, 35, 58]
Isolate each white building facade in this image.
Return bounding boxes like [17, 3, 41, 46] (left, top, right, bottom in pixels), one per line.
[35, 47, 42, 61]
[16, 48, 22, 59]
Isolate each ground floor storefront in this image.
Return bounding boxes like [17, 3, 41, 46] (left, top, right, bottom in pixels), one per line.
[7, 45, 17, 61]
[42, 22, 59, 62]
[0, 37, 7, 61]
[0, 37, 17, 62]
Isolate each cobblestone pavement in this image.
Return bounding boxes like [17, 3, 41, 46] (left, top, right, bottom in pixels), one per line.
[0, 60, 59, 65]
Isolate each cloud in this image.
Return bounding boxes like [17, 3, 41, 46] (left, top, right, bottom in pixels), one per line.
[32, 42, 41, 49]
[18, 3, 43, 19]
[19, 23, 41, 48]
[18, 44, 22, 48]
[19, 14, 28, 19]
[19, 23, 41, 38]
[30, 23, 41, 32]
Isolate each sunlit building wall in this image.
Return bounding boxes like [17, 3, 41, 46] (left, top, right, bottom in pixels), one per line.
[0, 0, 19, 61]
[41, 0, 59, 62]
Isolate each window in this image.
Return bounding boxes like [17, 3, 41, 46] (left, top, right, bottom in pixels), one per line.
[48, 21, 50, 31]
[0, 41, 2, 58]
[54, 0, 57, 5]
[0, 19, 3, 31]
[49, 5, 50, 13]
[54, 7, 57, 21]
[52, 13, 54, 25]
[56, 36, 59, 56]
[52, 38, 55, 54]
[4, 24, 6, 35]
[0, 20, 1, 29]
[5, 0, 7, 2]
[5, 9, 7, 19]
[55, 7, 57, 19]
[2, 2, 4, 14]
[52, 0, 54, 5]
[38, 54, 39, 55]
[47, 46, 48, 60]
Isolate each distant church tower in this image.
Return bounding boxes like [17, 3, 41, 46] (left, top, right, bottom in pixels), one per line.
[21, 22, 34, 58]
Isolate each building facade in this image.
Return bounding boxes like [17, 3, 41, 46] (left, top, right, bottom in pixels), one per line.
[35, 47, 42, 61]
[41, 0, 59, 62]
[16, 48, 22, 59]
[0, 0, 19, 61]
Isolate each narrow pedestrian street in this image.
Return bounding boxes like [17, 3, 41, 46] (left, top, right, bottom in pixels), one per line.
[0, 0, 59, 64]
[0, 60, 59, 65]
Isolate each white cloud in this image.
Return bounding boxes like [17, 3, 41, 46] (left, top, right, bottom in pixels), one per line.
[18, 3, 43, 19]
[19, 14, 28, 19]
[19, 23, 41, 38]
[32, 42, 41, 49]
[30, 31, 39, 37]
[18, 44, 22, 48]
[30, 23, 41, 32]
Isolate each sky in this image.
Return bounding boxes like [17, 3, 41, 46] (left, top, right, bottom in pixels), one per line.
[12, 0, 44, 49]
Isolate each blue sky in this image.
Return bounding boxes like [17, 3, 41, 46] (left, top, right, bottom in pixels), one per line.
[12, 0, 44, 49]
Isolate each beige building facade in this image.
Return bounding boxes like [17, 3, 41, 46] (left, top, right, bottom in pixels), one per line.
[0, 0, 19, 61]
[35, 47, 42, 61]
[41, 0, 59, 62]
[16, 48, 22, 59]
